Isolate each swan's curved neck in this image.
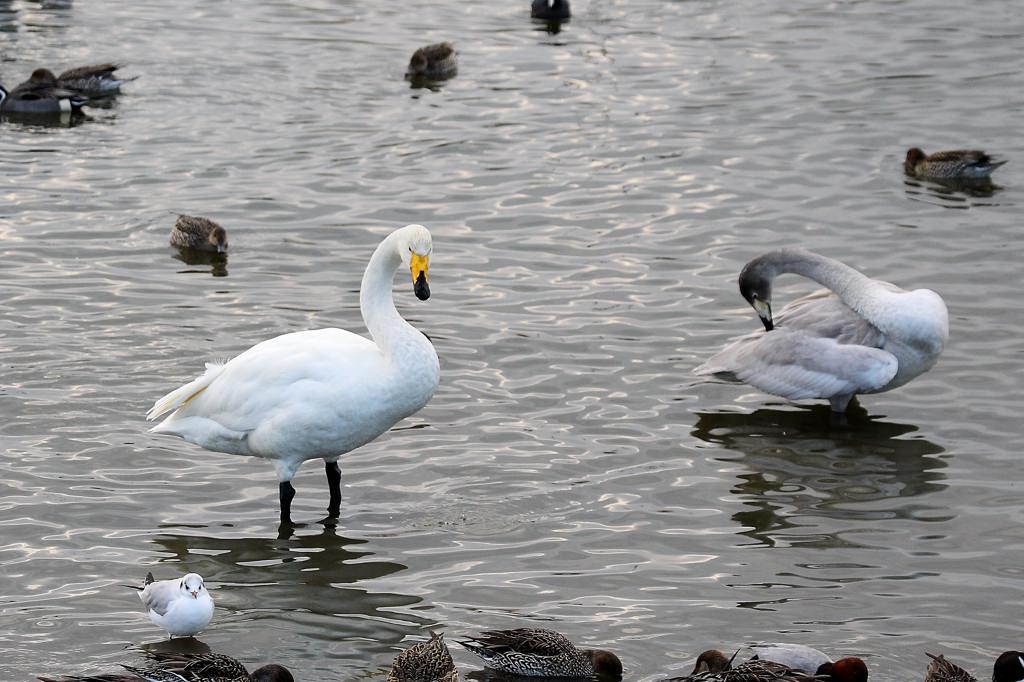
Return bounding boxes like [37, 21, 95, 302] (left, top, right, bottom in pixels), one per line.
[767, 249, 895, 323]
[359, 232, 412, 354]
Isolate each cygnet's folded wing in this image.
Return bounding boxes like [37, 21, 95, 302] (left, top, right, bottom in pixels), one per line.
[697, 328, 898, 400]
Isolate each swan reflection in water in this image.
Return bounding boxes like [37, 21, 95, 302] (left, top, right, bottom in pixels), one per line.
[146, 525, 425, 644]
[691, 404, 949, 549]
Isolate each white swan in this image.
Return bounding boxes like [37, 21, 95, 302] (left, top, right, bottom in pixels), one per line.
[696, 248, 948, 413]
[147, 224, 440, 524]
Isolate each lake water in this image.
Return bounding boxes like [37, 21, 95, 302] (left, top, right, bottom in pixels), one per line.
[1, 0, 1022, 680]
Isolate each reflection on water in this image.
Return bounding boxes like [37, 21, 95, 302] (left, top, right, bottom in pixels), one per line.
[172, 248, 229, 277]
[2, 0, 1022, 677]
[139, 636, 212, 658]
[141, 525, 444, 665]
[145, 520, 432, 647]
[148, 526, 418, 625]
[532, 19, 568, 35]
[902, 177, 1004, 208]
[0, 0, 73, 35]
[0, 110, 88, 129]
[407, 76, 452, 92]
[692, 406, 949, 548]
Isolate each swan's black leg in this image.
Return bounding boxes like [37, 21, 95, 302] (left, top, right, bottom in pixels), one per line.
[279, 481, 296, 525]
[830, 394, 853, 414]
[325, 461, 341, 519]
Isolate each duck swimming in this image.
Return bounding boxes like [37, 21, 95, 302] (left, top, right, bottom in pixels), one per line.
[926, 651, 1024, 682]
[0, 71, 88, 115]
[665, 655, 815, 682]
[459, 628, 622, 678]
[388, 631, 458, 682]
[407, 42, 458, 80]
[904, 148, 1006, 181]
[170, 214, 228, 253]
[52, 63, 134, 94]
[26, 63, 134, 95]
[664, 652, 867, 682]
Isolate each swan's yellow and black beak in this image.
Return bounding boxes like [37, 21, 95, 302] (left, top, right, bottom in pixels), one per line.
[411, 253, 430, 300]
[753, 297, 773, 331]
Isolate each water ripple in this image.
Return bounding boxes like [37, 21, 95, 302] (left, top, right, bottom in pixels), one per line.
[1, 0, 1022, 680]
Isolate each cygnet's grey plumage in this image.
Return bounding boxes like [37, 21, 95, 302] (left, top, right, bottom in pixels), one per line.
[696, 248, 948, 413]
[170, 215, 228, 253]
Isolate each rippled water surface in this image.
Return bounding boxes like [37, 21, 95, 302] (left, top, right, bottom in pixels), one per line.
[2, 0, 1022, 679]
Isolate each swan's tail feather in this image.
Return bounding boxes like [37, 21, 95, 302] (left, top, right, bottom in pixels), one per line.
[147, 362, 225, 421]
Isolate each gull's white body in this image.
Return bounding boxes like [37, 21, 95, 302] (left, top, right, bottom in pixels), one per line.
[137, 573, 214, 638]
[148, 225, 439, 485]
[697, 249, 948, 412]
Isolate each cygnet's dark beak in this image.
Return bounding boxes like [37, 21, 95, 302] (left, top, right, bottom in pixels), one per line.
[753, 298, 773, 331]
[414, 270, 430, 300]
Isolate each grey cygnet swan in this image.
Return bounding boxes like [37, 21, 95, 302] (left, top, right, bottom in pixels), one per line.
[696, 248, 948, 413]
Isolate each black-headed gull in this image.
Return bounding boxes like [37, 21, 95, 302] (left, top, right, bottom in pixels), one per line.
[131, 572, 214, 638]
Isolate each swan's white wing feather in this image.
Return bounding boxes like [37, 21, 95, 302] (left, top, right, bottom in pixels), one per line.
[153, 328, 375, 416]
[148, 328, 403, 460]
[698, 328, 898, 399]
[147, 362, 226, 421]
[173, 328, 380, 426]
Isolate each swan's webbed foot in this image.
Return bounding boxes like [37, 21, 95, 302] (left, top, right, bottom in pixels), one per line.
[325, 460, 341, 519]
[317, 514, 340, 529]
